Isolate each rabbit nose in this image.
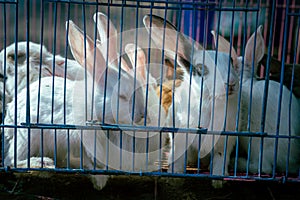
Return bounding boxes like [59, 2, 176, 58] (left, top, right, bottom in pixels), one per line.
[224, 82, 236, 94]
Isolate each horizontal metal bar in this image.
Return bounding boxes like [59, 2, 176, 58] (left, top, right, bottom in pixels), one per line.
[214, 7, 260, 12]
[47, 0, 216, 7]
[18, 122, 208, 134]
[6, 123, 300, 139]
[44, 1, 213, 11]
[0, 0, 17, 3]
[1, 168, 299, 183]
[287, 12, 300, 17]
[44, 0, 259, 12]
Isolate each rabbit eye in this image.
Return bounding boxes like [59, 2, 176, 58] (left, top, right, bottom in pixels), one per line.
[7, 52, 26, 64]
[195, 64, 208, 76]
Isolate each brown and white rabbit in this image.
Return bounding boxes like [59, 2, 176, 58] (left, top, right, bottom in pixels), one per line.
[212, 26, 300, 174]
[143, 15, 239, 188]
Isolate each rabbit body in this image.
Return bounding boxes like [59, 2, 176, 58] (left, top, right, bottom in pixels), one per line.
[239, 77, 300, 174]
[4, 76, 82, 168]
[212, 26, 300, 174]
[167, 51, 238, 184]
[143, 15, 240, 188]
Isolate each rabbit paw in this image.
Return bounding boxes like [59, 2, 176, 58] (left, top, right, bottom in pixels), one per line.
[212, 179, 226, 189]
[17, 157, 55, 168]
[90, 175, 109, 191]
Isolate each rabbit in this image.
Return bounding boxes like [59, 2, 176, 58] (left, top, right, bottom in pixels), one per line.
[82, 12, 168, 172]
[212, 26, 300, 174]
[3, 12, 148, 190]
[211, 31, 300, 99]
[0, 41, 85, 101]
[143, 15, 240, 188]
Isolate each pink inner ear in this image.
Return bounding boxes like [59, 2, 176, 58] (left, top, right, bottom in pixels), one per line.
[56, 60, 65, 66]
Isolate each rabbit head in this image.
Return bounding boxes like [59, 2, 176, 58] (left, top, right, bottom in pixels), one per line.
[67, 19, 145, 125]
[143, 15, 239, 101]
[0, 41, 84, 98]
[211, 25, 265, 81]
[124, 43, 169, 126]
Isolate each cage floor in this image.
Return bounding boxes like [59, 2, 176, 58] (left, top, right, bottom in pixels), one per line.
[0, 172, 299, 200]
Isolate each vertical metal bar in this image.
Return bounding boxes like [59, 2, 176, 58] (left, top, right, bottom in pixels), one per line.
[119, 130, 123, 170]
[233, 0, 245, 177]
[80, 130, 83, 169]
[37, 0, 45, 124]
[64, 1, 71, 125]
[106, 130, 109, 171]
[248, 0, 264, 176]
[272, 0, 290, 177]
[105, 1, 111, 171]
[210, 0, 223, 176]
[82, 0, 88, 122]
[26, 0, 31, 168]
[286, 9, 300, 177]
[116, 0, 125, 124]
[118, 1, 126, 171]
[222, 0, 241, 177]
[51, 1, 58, 124]
[40, 129, 44, 168]
[36, 0, 44, 167]
[1, 1, 7, 167]
[197, 0, 210, 173]
[32, 0, 36, 42]
[101, 0, 110, 124]
[67, 129, 70, 169]
[183, 0, 197, 174]
[170, 0, 183, 173]
[54, 129, 57, 167]
[131, 0, 139, 127]
[52, 0, 58, 168]
[145, 0, 155, 172]
[13, 0, 19, 169]
[90, 0, 99, 121]
[94, 130, 97, 169]
[261, 0, 276, 176]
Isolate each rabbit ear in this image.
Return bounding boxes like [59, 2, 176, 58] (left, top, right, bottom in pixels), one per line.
[143, 15, 201, 64]
[244, 25, 265, 67]
[211, 30, 238, 68]
[94, 12, 131, 74]
[93, 12, 119, 68]
[125, 43, 146, 84]
[67, 20, 106, 83]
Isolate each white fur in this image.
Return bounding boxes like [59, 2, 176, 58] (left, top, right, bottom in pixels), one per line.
[0, 41, 85, 100]
[3, 12, 169, 191]
[143, 15, 239, 188]
[236, 29, 300, 174]
[212, 26, 300, 174]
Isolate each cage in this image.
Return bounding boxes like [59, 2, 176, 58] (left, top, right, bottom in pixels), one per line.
[0, 0, 299, 191]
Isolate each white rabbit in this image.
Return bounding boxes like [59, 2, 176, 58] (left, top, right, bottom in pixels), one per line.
[3, 13, 148, 190]
[212, 26, 300, 174]
[143, 15, 239, 188]
[79, 12, 167, 172]
[0, 41, 85, 100]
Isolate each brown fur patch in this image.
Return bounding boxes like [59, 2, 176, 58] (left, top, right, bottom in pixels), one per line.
[156, 79, 182, 114]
